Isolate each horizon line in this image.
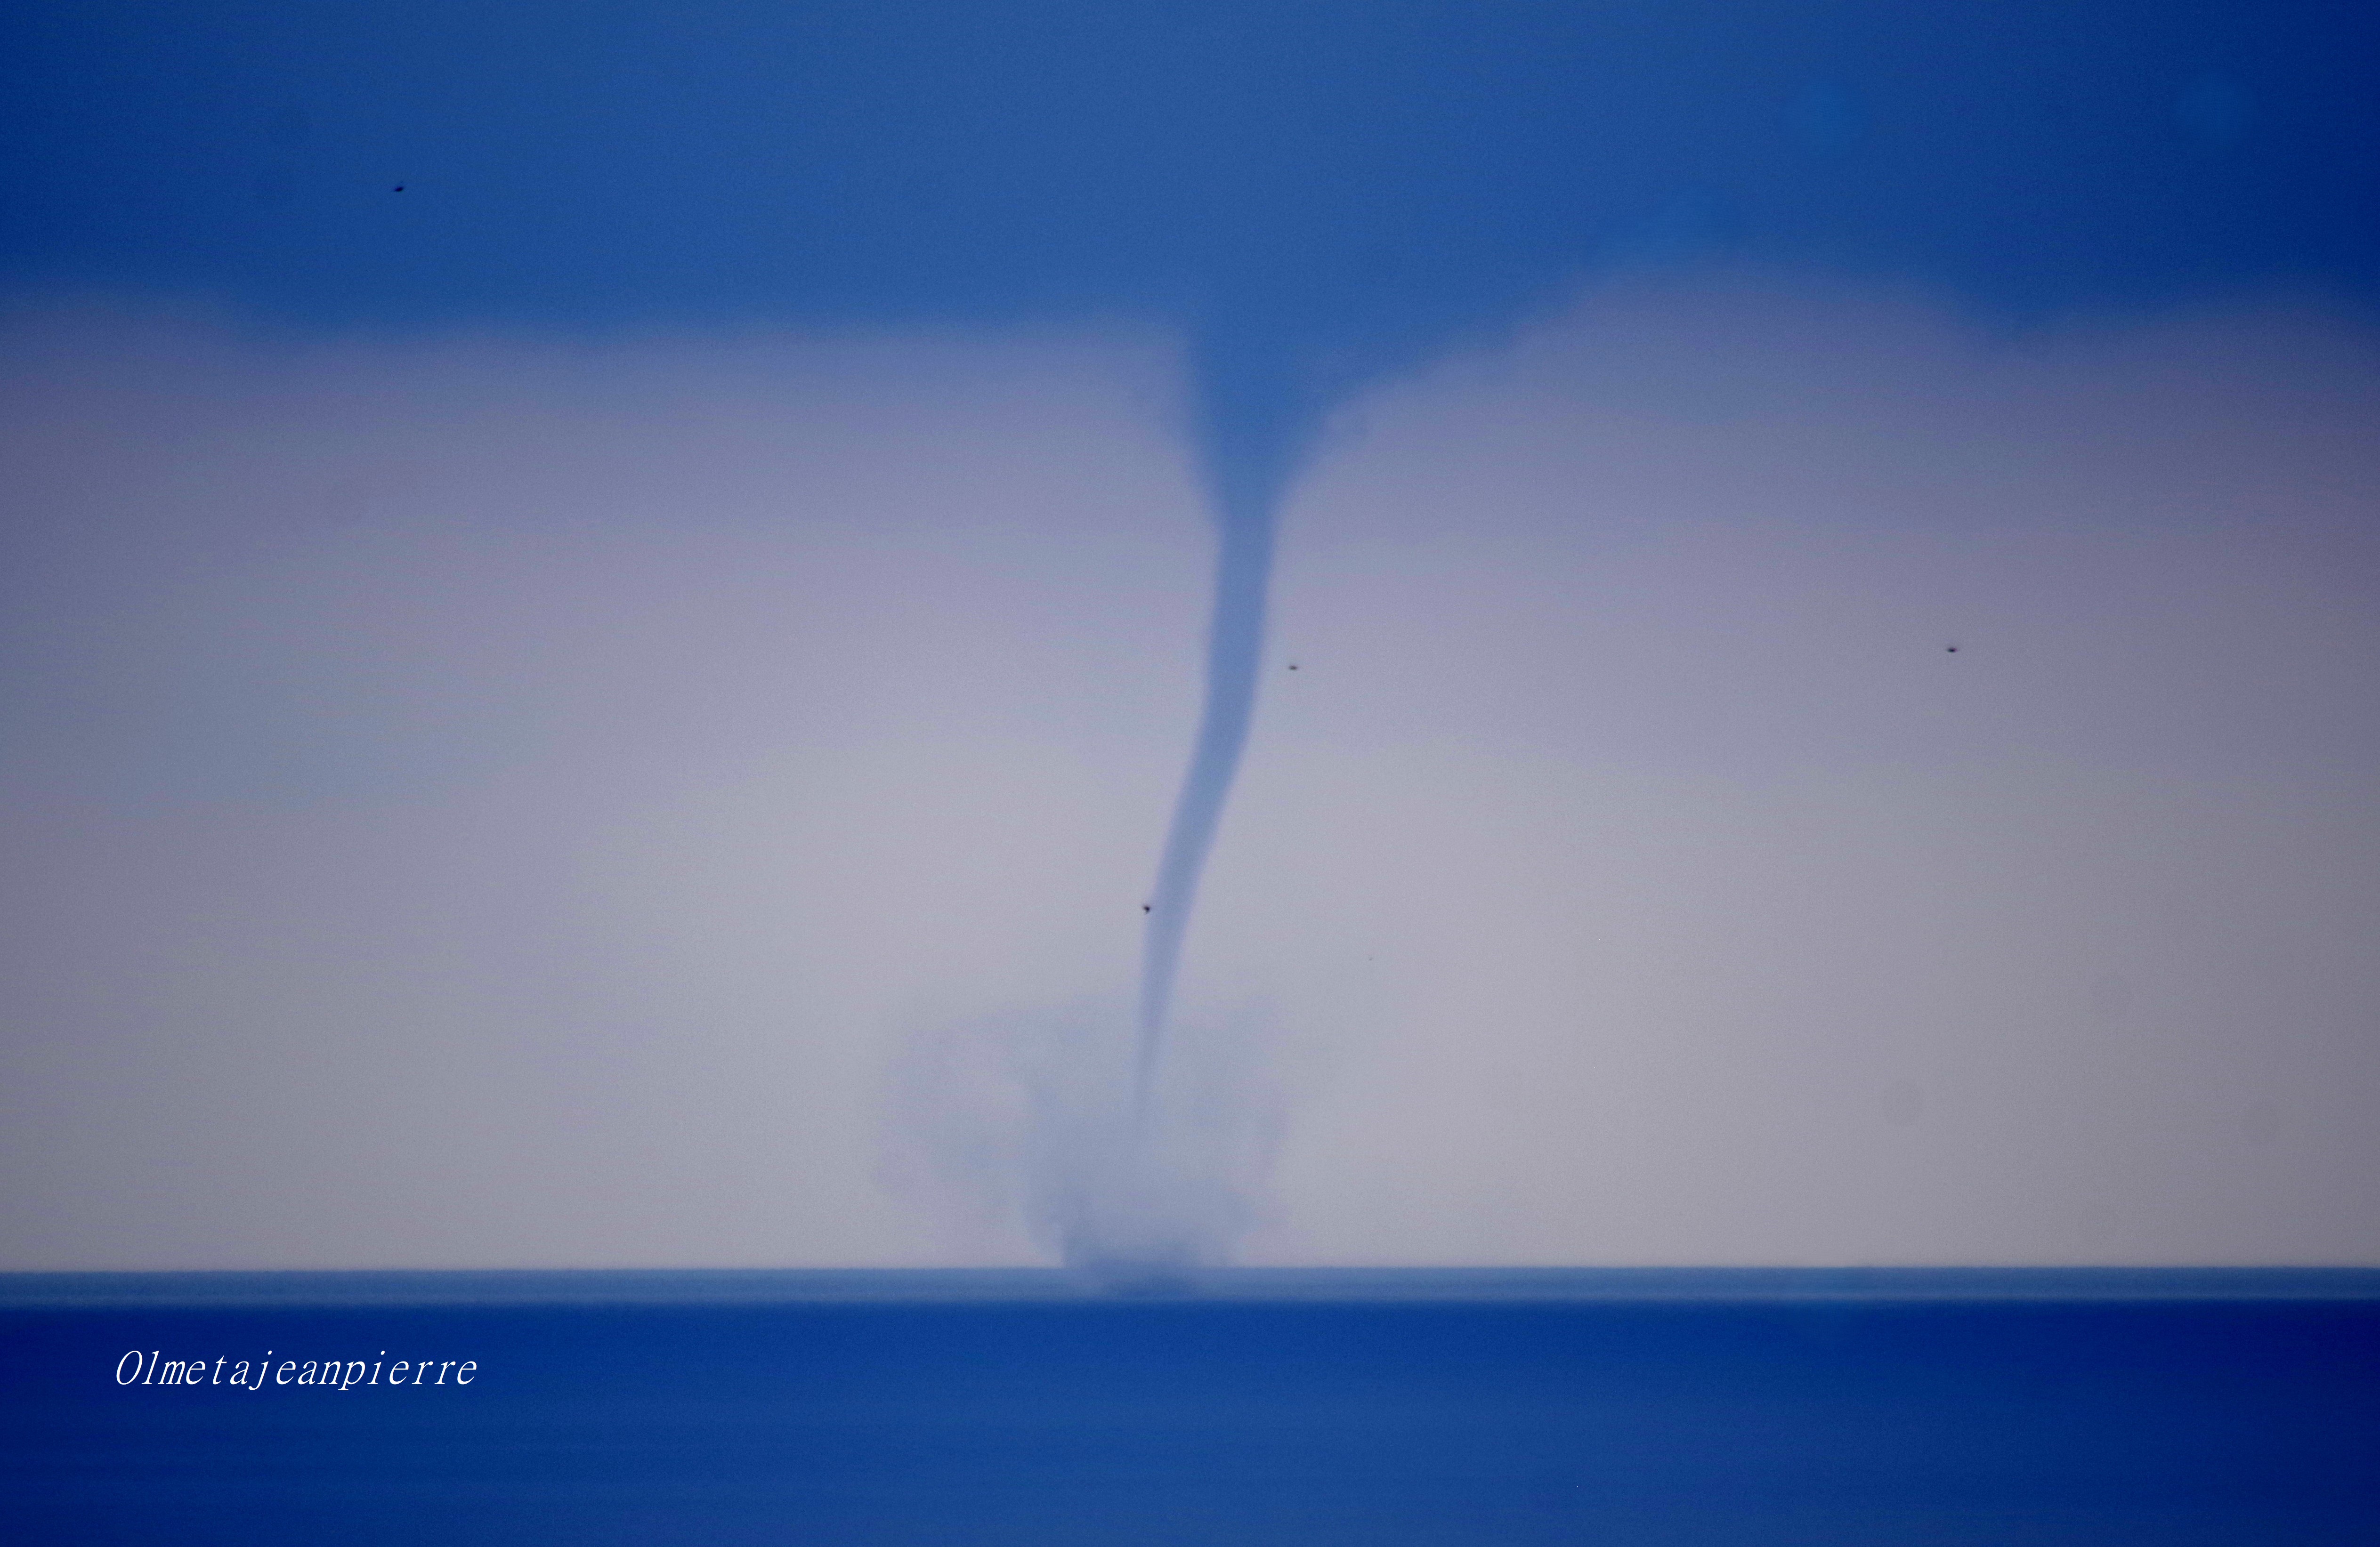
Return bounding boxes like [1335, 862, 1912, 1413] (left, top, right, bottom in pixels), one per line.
[7, 1265, 2379, 1308]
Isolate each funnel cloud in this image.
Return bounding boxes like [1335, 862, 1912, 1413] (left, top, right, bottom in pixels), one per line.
[1134, 337, 1321, 1112]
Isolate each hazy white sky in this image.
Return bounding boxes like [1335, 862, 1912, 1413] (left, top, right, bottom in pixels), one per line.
[3, 271, 2376, 1269]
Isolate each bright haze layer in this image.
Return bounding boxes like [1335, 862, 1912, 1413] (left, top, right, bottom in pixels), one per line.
[2, 0, 2377, 1270]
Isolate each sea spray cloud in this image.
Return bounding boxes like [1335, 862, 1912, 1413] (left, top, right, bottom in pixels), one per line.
[884, 1001, 1285, 1272]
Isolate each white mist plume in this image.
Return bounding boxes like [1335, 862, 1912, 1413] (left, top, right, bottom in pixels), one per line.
[884, 1001, 1283, 1273]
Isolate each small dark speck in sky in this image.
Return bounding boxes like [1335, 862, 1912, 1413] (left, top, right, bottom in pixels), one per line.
[1142, 904, 1151, 912]
[393, 185, 405, 192]
[1946, 644, 1959, 653]
[1287, 662, 1299, 670]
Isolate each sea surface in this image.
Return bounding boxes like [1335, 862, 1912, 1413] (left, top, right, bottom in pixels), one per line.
[5, 1268, 2377, 1544]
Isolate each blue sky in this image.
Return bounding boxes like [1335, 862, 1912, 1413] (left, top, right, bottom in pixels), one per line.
[3, 3, 2378, 1269]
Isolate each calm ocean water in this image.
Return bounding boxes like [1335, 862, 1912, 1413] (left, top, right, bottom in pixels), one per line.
[5, 1269, 2376, 1544]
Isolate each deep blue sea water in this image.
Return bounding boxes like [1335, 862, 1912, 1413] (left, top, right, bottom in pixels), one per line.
[5, 1269, 2376, 1545]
